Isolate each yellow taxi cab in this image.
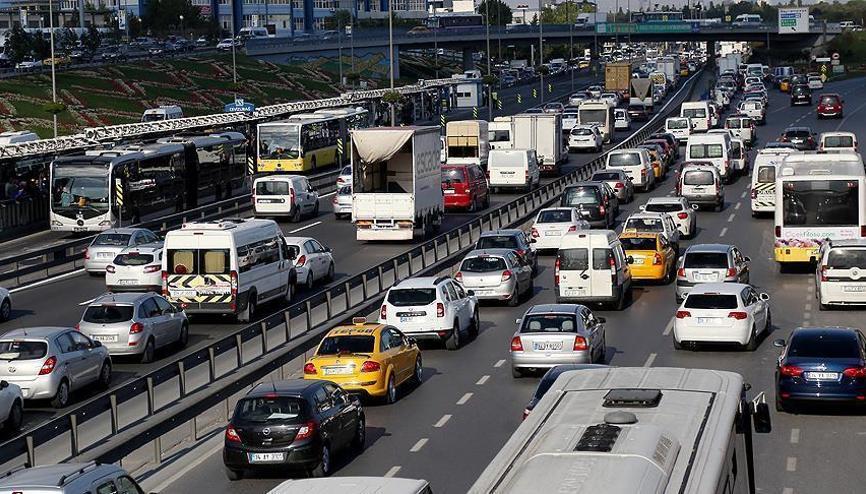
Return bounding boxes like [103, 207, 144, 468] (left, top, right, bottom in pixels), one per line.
[303, 318, 421, 404]
[779, 78, 791, 93]
[644, 149, 665, 178]
[619, 232, 676, 283]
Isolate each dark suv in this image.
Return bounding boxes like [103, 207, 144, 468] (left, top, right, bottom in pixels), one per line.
[560, 182, 617, 229]
[475, 229, 538, 273]
[780, 126, 817, 150]
[223, 379, 365, 480]
[790, 84, 812, 106]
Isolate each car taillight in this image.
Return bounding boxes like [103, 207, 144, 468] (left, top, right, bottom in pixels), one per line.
[360, 360, 382, 372]
[522, 408, 531, 420]
[775, 226, 781, 237]
[295, 255, 306, 267]
[303, 362, 317, 374]
[780, 136, 788, 142]
[436, 302, 445, 318]
[599, 205, 606, 215]
[726, 268, 737, 278]
[225, 424, 242, 443]
[573, 336, 588, 351]
[501, 270, 513, 282]
[614, 181, 624, 189]
[751, 188, 758, 199]
[779, 364, 803, 377]
[640, 168, 647, 177]
[675, 310, 691, 319]
[608, 256, 616, 282]
[861, 225, 866, 237]
[105, 265, 115, 273]
[332, 196, 338, 205]
[653, 253, 663, 265]
[515, 249, 526, 257]
[530, 227, 539, 238]
[294, 420, 316, 441]
[130, 322, 144, 334]
[144, 265, 161, 273]
[290, 188, 295, 209]
[39, 356, 57, 375]
[554, 257, 561, 285]
[843, 367, 866, 378]
[820, 265, 828, 282]
[454, 271, 463, 283]
[162, 271, 168, 296]
[677, 212, 688, 219]
[380, 305, 387, 320]
[83, 248, 89, 260]
[568, 225, 577, 232]
[727, 311, 748, 320]
[510, 336, 524, 351]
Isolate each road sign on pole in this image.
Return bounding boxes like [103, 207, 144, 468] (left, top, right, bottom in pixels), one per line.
[778, 8, 809, 34]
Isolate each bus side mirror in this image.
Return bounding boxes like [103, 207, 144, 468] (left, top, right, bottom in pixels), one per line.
[753, 400, 772, 433]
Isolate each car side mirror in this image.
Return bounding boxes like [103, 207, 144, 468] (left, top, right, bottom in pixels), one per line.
[596, 316, 606, 324]
[467, 290, 475, 296]
[744, 256, 752, 263]
[626, 255, 634, 264]
[773, 338, 786, 348]
[92, 340, 103, 348]
[639, 205, 646, 211]
[691, 203, 700, 210]
[515, 318, 522, 325]
[0, 380, 7, 389]
[759, 293, 770, 301]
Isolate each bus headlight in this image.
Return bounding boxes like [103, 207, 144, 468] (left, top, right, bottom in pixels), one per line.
[51, 220, 62, 226]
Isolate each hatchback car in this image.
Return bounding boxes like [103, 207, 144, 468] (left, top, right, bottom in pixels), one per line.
[568, 125, 603, 153]
[455, 249, 533, 305]
[442, 163, 489, 212]
[522, 364, 609, 419]
[790, 84, 812, 105]
[332, 185, 352, 219]
[510, 304, 606, 378]
[780, 126, 817, 150]
[560, 182, 617, 229]
[621, 212, 681, 254]
[642, 196, 697, 238]
[590, 170, 634, 203]
[336, 165, 352, 188]
[85, 228, 160, 274]
[475, 229, 538, 273]
[105, 243, 163, 292]
[673, 283, 771, 351]
[285, 237, 335, 290]
[223, 379, 365, 480]
[0, 379, 22, 433]
[619, 232, 676, 283]
[0, 462, 144, 494]
[78, 293, 188, 363]
[530, 208, 591, 251]
[816, 93, 844, 118]
[675, 243, 751, 301]
[807, 75, 824, 90]
[774, 327, 866, 412]
[0, 327, 111, 408]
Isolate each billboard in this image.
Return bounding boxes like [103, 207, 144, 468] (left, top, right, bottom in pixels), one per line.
[778, 7, 809, 34]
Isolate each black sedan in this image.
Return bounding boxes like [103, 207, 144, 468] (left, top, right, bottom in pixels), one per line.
[774, 327, 866, 413]
[790, 84, 812, 106]
[223, 379, 365, 480]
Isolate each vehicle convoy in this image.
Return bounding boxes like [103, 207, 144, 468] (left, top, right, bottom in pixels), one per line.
[351, 127, 444, 241]
[512, 113, 565, 175]
[604, 62, 632, 99]
[445, 120, 490, 168]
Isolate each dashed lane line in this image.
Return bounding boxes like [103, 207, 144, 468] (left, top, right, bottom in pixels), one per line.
[457, 392, 473, 405]
[385, 466, 402, 477]
[643, 353, 657, 367]
[289, 220, 323, 234]
[476, 375, 490, 385]
[740, 191, 747, 199]
[783, 488, 794, 494]
[727, 213, 736, 223]
[410, 438, 428, 452]
[494, 359, 505, 368]
[662, 317, 675, 336]
[719, 227, 728, 237]
[433, 414, 452, 428]
[734, 202, 741, 210]
[786, 457, 797, 472]
[790, 428, 800, 444]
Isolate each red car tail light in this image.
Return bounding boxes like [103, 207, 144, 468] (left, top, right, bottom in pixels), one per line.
[554, 257, 561, 285]
[727, 268, 737, 278]
[820, 265, 828, 282]
[510, 336, 524, 351]
[454, 271, 463, 283]
[105, 265, 115, 273]
[727, 311, 748, 320]
[130, 322, 144, 334]
[225, 424, 242, 443]
[303, 363, 317, 374]
[295, 255, 307, 267]
[573, 336, 588, 351]
[436, 302, 445, 317]
[501, 270, 513, 282]
[779, 365, 803, 377]
[294, 420, 317, 441]
[39, 356, 57, 375]
[360, 360, 382, 372]
[380, 305, 387, 320]
[530, 228, 539, 238]
[843, 367, 866, 378]
[677, 212, 688, 219]
[144, 265, 161, 273]
[675, 310, 691, 319]
[653, 253, 663, 265]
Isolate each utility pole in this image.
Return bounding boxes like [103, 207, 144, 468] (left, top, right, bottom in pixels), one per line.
[538, 0, 544, 103]
[389, 0, 396, 125]
[486, 0, 492, 121]
[49, 0, 58, 137]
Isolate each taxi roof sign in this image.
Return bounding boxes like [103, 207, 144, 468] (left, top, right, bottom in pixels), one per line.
[352, 317, 367, 325]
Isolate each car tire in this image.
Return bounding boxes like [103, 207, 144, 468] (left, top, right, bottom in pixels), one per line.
[411, 356, 423, 386]
[352, 415, 366, 453]
[598, 339, 607, 363]
[305, 273, 314, 290]
[469, 310, 479, 338]
[0, 298, 11, 322]
[507, 286, 520, 307]
[238, 294, 256, 323]
[225, 468, 243, 481]
[482, 194, 490, 209]
[4, 399, 22, 432]
[51, 379, 70, 409]
[98, 360, 112, 389]
[467, 196, 477, 212]
[745, 325, 758, 351]
[310, 442, 331, 477]
[384, 374, 398, 403]
[445, 325, 461, 350]
[325, 263, 335, 282]
[512, 367, 524, 378]
[673, 336, 684, 350]
[312, 200, 320, 218]
[614, 287, 626, 311]
[775, 393, 787, 413]
[765, 310, 772, 334]
[141, 338, 156, 364]
[178, 323, 189, 348]
[290, 206, 302, 223]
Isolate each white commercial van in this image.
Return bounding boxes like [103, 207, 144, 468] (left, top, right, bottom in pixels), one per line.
[665, 117, 693, 144]
[488, 116, 513, 151]
[555, 230, 632, 310]
[686, 132, 733, 182]
[749, 148, 797, 216]
[606, 148, 655, 191]
[488, 149, 540, 192]
[141, 105, 183, 122]
[252, 175, 320, 221]
[162, 218, 297, 322]
[819, 131, 858, 153]
[680, 101, 711, 133]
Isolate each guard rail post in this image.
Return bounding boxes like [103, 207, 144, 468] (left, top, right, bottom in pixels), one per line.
[110, 394, 118, 434]
[305, 300, 313, 331]
[146, 377, 155, 415]
[344, 281, 352, 309]
[26, 436, 34, 467]
[208, 347, 216, 382]
[235, 334, 244, 367]
[361, 273, 369, 300]
[178, 361, 186, 398]
[284, 311, 293, 341]
[325, 291, 333, 319]
[70, 414, 79, 457]
[260, 321, 269, 354]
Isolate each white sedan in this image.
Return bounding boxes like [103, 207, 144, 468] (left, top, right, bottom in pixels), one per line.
[336, 165, 352, 188]
[641, 197, 697, 239]
[808, 76, 824, 90]
[0, 287, 10, 322]
[0, 380, 23, 432]
[105, 243, 164, 292]
[285, 236, 335, 290]
[673, 283, 771, 351]
[568, 125, 602, 152]
[529, 208, 591, 250]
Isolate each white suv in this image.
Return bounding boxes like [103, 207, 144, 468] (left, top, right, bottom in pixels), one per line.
[816, 239, 866, 310]
[379, 276, 479, 350]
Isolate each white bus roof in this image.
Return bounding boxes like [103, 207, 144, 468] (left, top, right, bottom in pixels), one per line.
[267, 477, 429, 494]
[780, 152, 865, 177]
[470, 367, 744, 494]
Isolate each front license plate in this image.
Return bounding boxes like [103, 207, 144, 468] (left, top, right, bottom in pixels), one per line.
[805, 372, 838, 380]
[697, 317, 721, 325]
[843, 285, 866, 293]
[248, 453, 285, 463]
[92, 334, 117, 343]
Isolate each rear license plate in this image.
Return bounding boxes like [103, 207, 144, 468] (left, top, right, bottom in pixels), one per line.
[694, 274, 718, 282]
[544, 231, 560, 236]
[562, 288, 586, 297]
[632, 257, 645, 264]
[843, 285, 866, 293]
[805, 372, 838, 380]
[117, 279, 137, 285]
[533, 341, 563, 351]
[399, 316, 416, 322]
[697, 317, 721, 325]
[97, 252, 112, 258]
[444, 189, 455, 194]
[92, 334, 117, 343]
[248, 453, 285, 463]
[473, 290, 493, 296]
[323, 367, 352, 375]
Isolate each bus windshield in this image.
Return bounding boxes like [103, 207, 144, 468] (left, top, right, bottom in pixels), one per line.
[259, 125, 301, 159]
[578, 109, 607, 126]
[782, 179, 859, 227]
[51, 163, 110, 219]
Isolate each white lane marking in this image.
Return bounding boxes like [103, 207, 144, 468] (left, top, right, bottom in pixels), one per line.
[476, 375, 490, 385]
[719, 227, 728, 237]
[835, 98, 866, 131]
[78, 297, 98, 306]
[385, 466, 402, 477]
[782, 488, 794, 494]
[410, 438, 428, 452]
[663, 317, 675, 336]
[734, 202, 741, 210]
[9, 268, 85, 294]
[786, 457, 797, 472]
[790, 428, 800, 444]
[494, 359, 506, 368]
[457, 392, 473, 405]
[740, 191, 747, 199]
[803, 311, 812, 321]
[643, 353, 657, 367]
[319, 191, 337, 198]
[434, 414, 452, 428]
[289, 220, 323, 234]
[804, 303, 812, 312]
[727, 213, 735, 223]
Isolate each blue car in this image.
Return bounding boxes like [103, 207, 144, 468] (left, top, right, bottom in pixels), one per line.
[774, 327, 866, 412]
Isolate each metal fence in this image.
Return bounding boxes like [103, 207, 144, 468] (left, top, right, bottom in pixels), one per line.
[0, 198, 48, 235]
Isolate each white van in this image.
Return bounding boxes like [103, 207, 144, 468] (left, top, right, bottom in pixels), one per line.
[686, 132, 732, 182]
[162, 218, 297, 322]
[267, 477, 432, 494]
[665, 117, 693, 144]
[555, 230, 632, 310]
[488, 117, 514, 151]
[605, 148, 655, 191]
[680, 101, 711, 133]
[730, 138, 747, 175]
[253, 175, 320, 222]
[678, 163, 724, 211]
[141, 105, 183, 122]
[819, 131, 858, 153]
[749, 147, 797, 216]
[488, 149, 540, 192]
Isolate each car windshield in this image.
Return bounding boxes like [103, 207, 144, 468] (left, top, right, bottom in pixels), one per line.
[477, 236, 518, 250]
[788, 333, 860, 358]
[682, 108, 706, 118]
[824, 136, 854, 148]
[258, 124, 301, 160]
[826, 248, 866, 269]
[234, 397, 305, 423]
[537, 210, 572, 223]
[562, 187, 601, 206]
[83, 304, 135, 323]
[608, 153, 641, 167]
[317, 335, 375, 355]
[625, 217, 662, 232]
[684, 294, 738, 309]
[645, 202, 683, 213]
[387, 288, 437, 307]
[521, 314, 579, 333]
[684, 252, 728, 268]
[113, 252, 156, 266]
[93, 233, 130, 247]
[442, 168, 466, 183]
[461, 256, 507, 272]
[621, 237, 658, 250]
[0, 341, 48, 360]
[683, 170, 716, 186]
[51, 163, 110, 219]
[591, 172, 621, 181]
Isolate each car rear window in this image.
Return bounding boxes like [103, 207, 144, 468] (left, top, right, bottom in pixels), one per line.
[558, 248, 610, 270]
[572, 128, 594, 136]
[255, 181, 290, 195]
[477, 236, 518, 250]
[682, 108, 707, 118]
[318, 335, 375, 355]
[688, 144, 723, 159]
[684, 252, 729, 268]
[93, 234, 130, 247]
[756, 166, 776, 184]
[824, 136, 854, 148]
[338, 185, 352, 196]
[537, 210, 572, 223]
[113, 252, 156, 266]
[785, 130, 809, 138]
[608, 152, 641, 167]
[684, 294, 738, 309]
[620, 237, 658, 251]
[788, 333, 860, 358]
[683, 170, 715, 186]
[234, 396, 305, 423]
[83, 304, 135, 323]
[624, 217, 662, 232]
[0, 341, 48, 360]
[387, 288, 437, 307]
[645, 203, 682, 213]
[521, 314, 579, 333]
[562, 187, 601, 206]
[442, 168, 466, 183]
[667, 119, 688, 129]
[461, 256, 507, 272]
[820, 95, 840, 105]
[725, 119, 742, 129]
[827, 248, 866, 269]
[591, 172, 621, 181]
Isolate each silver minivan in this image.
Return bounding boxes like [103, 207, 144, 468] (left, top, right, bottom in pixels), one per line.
[0, 462, 144, 494]
[456, 248, 533, 305]
[253, 175, 320, 222]
[605, 148, 654, 191]
[555, 230, 632, 310]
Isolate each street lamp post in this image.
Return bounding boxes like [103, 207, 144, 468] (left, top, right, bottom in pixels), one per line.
[433, 14, 438, 79]
[179, 14, 184, 35]
[231, 18, 238, 98]
[48, 0, 58, 137]
[568, 0, 573, 92]
[485, 0, 492, 120]
[388, 0, 395, 125]
[538, 0, 544, 103]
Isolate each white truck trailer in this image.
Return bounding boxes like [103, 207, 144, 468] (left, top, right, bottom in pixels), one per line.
[445, 120, 490, 167]
[512, 113, 565, 175]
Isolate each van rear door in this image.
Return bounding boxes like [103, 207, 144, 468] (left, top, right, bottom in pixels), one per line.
[490, 153, 527, 187]
[557, 246, 613, 299]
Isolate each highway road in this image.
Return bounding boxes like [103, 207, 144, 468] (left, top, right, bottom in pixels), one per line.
[0, 70, 612, 435]
[154, 76, 866, 494]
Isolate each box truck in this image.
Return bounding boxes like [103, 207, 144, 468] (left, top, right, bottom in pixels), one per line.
[445, 120, 489, 168]
[512, 113, 565, 175]
[605, 62, 632, 99]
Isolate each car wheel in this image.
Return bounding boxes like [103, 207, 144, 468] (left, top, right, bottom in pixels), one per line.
[469, 310, 479, 338]
[225, 468, 243, 481]
[445, 325, 461, 350]
[745, 325, 758, 351]
[507, 285, 520, 307]
[141, 338, 156, 364]
[384, 374, 398, 404]
[673, 336, 684, 350]
[312, 200, 320, 218]
[512, 366, 524, 378]
[238, 294, 256, 323]
[310, 443, 331, 477]
[5, 399, 22, 432]
[614, 287, 626, 311]
[290, 206, 302, 223]
[775, 393, 787, 413]
[325, 263, 335, 282]
[598, 338, 607, 363]
[0, 298, 11, 321]
[482, 194, 490, 209]
[467, 196, 477, 212]
[306, 273, 314, 290]
[178, 323, 189, 347]
[411, 356, 423, 385]
[352, 415, 366, 453]
[51, 379, 70, 409]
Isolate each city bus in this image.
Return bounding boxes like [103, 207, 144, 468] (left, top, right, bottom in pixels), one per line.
[256, 107, 368, 174]
[774, 153, 866, 265]
[470, 367, 771, 494]
[49, 132, 247, 232]
[577, 100, 615, 143]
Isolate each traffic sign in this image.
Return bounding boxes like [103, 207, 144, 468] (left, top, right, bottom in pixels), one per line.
[224, 99, 256, 113]
[832, 52, 840, 60]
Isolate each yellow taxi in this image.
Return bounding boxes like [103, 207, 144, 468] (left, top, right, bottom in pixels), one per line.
[303, 318, 421, 403]
[644, 149, 665, 178]
[779, 78, 791, 93]
[619, 232, 676, 283]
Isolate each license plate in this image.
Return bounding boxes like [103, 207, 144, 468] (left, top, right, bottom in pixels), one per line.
[697, 317, 721, 325]
[444, 189, 455, 194]
[805, 372, 838, 380]
[248, 452, 285, 463]
[92, 334, 117, 343]
[562, 288, 585, 297]
[533, 341, 563, 351]
[399, 316, 416, 322]
[97, 252, 113, 258]
[544, 231, 560, 236]
[695, 274, 718, 282]
[843, 285, 866, 293]
[632, 257, 645, 264]
[473, 290, 493, 296]
[117, 279, 137, 285]
[74, 227, 88, 232]
[323, 367, 352, 375]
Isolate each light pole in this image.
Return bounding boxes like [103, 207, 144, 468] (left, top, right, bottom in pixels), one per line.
[538, 0, 544, 103]
[485, 0, 492, 120]
[231, 17, 238, 98]
[433, 13, 438, 79]
[179, 14, 184, 36]
[388, 0, 395, 125]
[568, 0, 573, 92]
[48, 0, 58, 137]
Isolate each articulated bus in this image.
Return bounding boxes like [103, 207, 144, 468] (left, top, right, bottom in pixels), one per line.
[49, 132, 247, 232]
[470, 367, 771, 494]
[256, 107, 368, 174]
[774, 153, 866, 265]
[631, 11, 684, 23]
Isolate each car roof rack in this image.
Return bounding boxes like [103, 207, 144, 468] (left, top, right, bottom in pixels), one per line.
[57, 462, 100, 486]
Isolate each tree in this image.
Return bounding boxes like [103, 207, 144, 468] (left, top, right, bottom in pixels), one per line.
[5, 25, 31, 63]
[143, 0, 203, 34]
[31, 31, 50, 60]
[81, 24, 101, 52]
[478, 0, 513, 26]
[324, 9, 353, 30]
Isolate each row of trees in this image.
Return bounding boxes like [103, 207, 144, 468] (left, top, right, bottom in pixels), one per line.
[3, 24, 103, 63]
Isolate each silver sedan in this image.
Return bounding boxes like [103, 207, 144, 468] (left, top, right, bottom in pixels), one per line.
[456, 249, 533, 306]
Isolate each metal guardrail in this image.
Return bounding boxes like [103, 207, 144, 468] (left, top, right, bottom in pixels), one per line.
[0, 68, 706, 475]
[0, 198, 48, 235]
